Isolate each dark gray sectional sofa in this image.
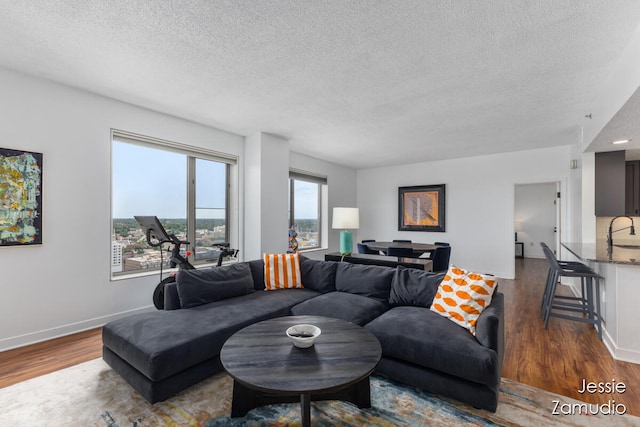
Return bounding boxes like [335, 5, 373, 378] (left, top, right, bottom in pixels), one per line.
[102, 256, 504, 412]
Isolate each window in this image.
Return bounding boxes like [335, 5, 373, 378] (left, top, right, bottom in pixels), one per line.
[289, 170, 327, 250]
[111, 130, 236, 278]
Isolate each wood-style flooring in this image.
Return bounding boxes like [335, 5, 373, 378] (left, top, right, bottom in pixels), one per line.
[502, 258, 640, 416]
[0, 258, 639, 416]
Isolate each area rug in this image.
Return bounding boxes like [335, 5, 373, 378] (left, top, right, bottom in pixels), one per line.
[1, 359, 638, 426]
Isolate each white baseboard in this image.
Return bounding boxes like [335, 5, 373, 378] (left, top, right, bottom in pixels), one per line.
[602, 327, 640, 365]
[0, 306, 155, 352]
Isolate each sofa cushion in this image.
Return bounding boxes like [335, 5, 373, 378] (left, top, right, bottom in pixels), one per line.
[291, 291, 388, 326]
[389, 267, 445, 307]
[335, 262, 394, 303]
[176, 263, 254, 309]
[102, 288, 320, 382]
[264, 253, 304, 290]
[475, 292, 504, 352]
[365, 306, 500, 386]
[299, 256, 338, 293]
[248, 259, 266, 290]
[430, 265, 497, 336]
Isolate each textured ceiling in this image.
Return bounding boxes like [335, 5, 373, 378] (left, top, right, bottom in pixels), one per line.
[588, 85, 640, 155]
[1, 1, 640, 169]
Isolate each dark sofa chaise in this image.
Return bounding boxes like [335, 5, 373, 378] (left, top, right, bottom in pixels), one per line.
[102, 256, 504, 411]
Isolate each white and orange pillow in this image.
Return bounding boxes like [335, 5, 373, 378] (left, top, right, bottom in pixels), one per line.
[264, 253, 304, 290]
[430, 265, 496, 335]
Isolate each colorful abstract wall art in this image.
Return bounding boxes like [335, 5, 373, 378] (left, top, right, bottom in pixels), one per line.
[0, 148, 43, 245]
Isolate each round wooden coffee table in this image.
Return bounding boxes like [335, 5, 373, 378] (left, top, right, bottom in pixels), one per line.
[220, 315, 382, 427]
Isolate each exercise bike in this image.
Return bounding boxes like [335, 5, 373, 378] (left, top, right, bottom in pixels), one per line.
[134, 216, 239, 309]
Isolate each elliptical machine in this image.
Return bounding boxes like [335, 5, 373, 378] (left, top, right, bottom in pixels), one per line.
[134, 216, 238, 309]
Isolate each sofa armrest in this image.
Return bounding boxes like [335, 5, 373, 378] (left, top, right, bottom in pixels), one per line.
[474, 291, 504, 352]
[164, 282, 181, 310]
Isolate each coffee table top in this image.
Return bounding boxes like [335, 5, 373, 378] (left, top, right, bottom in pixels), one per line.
[220, 316, 382, 395]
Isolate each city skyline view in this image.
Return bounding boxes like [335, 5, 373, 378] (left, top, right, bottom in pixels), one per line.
[111, 139, 322, 276]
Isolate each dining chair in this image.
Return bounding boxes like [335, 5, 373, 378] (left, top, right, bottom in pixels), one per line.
[434, 241, 450, 246]
[359, 240, 379, 254]
[430, 245, 451, 272]
[387, 246, 414, 257]
[392, 239, 412, 243]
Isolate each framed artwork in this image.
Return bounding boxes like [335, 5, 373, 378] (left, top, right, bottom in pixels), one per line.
[0, 148, 43, 246]
[398, 184, 445, 232]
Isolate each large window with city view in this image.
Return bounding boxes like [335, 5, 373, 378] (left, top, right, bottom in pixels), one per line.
[111, 131, 234, 278]
[289, 171, 327, 250]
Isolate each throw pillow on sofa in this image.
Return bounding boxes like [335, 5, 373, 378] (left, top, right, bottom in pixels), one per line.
[430, 265, 497, 335]
[335, 262, 394, 303]
[299, 255, 338, 293]
[176, 263, 255, 308]
[264, 253, 304, 290]
[389, 267, 446, 307]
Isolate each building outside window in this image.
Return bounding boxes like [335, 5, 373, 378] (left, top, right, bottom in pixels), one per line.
[111, 130, 235, 278]
[289, 170, 327, 250]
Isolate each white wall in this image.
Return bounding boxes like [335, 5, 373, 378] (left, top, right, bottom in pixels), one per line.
[244, 132, 290, 260]
[0, 67, 244, 350]
[581, 152, 597, 243]
[289, 152, 358, 260]
[357, 146, 572, 278]
[568, 146, 583, 244]
[0, 67, 358, 350]
[514, 183, 557, 258]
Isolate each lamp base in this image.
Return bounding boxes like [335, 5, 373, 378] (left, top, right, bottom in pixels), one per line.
[339, 230, 353, 255]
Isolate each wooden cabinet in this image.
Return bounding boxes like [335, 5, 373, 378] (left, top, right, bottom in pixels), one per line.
[595, 151, 626, 216]
[626, 160, 640, 215]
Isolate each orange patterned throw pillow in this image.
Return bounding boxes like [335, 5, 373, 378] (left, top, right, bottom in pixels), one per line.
[430, 265, 496, 335]
[264, 253, 304, 291]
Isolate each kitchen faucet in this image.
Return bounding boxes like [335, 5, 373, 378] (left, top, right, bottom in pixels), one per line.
[607, 216, 636, 247]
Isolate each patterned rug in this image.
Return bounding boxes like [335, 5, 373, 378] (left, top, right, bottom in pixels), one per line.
[0, 358, 638, 426]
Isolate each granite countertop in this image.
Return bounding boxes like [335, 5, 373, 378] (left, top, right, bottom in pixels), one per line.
[562, 242, 640, 265]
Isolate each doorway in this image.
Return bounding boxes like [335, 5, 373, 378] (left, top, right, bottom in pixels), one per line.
[514, 182, 560, 258]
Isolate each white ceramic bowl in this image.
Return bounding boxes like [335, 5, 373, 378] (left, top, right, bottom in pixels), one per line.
[286, 324, 321, 348]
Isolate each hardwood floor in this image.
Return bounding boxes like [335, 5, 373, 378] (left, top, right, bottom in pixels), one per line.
[502, 258, 640, 416]
[1, 258, 639, 416]
[0, 328, 102, 388]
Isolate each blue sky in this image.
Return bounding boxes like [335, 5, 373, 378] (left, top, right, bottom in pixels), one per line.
[113, 141, 319, 220]
[293, 180, 319, 219]
[112, 142, 226, 219]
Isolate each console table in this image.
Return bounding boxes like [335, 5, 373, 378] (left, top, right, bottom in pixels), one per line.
[325, 252, 433, 271]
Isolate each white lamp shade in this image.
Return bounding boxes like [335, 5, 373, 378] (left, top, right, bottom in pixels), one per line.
[332, 207, 360, 229]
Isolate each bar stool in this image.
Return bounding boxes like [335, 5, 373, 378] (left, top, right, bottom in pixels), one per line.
[541, 244, 602, 340]
[539, 242, 592, 314]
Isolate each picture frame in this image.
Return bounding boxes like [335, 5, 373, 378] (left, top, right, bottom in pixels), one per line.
[0, 148, 43, 246]
[398, 184, 445, 232]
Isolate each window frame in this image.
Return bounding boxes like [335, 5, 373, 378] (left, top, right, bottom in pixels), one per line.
[111, 130, 236, 279]
[288, 169, 327, 251]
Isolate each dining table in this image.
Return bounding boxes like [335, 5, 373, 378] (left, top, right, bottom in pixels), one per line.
[364, 241, 438, 257]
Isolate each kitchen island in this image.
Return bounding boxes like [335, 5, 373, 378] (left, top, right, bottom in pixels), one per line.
[561, 242, 640, 364]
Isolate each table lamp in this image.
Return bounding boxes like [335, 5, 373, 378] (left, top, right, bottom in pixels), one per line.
[332, 207, 360, 255]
